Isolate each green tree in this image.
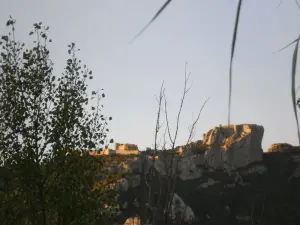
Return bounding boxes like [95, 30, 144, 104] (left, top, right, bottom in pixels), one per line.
[0, 17, 119, 225]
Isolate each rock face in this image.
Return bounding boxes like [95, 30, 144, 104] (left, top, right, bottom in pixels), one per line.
[123, 217, 141, 225]
[267, 143, 293, 152]
[168, 193, 195, 223]
[118, 152, 300, 225]
[203, 124, 264, 170]
[114, 124, 300, 224]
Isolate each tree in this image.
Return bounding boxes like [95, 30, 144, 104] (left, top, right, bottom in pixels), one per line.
[0, 17, 119, 225]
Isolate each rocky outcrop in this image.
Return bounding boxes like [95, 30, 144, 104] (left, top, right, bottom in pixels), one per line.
[114, 124, 300, 225]
[203, 124, 264, 170]
[118, 152, 300, 225]
[168, 193, 195, 223]
[149, 155, 203, 180]
[123, 217, 141, 225]
[267, 143, 294, 152]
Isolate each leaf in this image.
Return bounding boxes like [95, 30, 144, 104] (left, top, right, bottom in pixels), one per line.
[228, 0, 243, 126]
[29, 31, 34, 35]
[296, 0, 300, 10]
[109, 117, 112, 121]
[291, 34, 300, 145]
[272, 37, 300, 54]
[102, 93, 105, 98]
[110, 139, 114, 143]
[130, 0, 172, 44]
[1, 36, 8, 41]
[277, 0, 283, 8]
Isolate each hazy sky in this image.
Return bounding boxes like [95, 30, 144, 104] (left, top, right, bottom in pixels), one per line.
[1, 0, 300, 151]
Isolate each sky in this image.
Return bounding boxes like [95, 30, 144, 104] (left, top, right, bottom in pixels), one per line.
[1, 0, 300, 151]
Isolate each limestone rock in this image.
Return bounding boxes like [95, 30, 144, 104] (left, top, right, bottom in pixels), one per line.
[203, 124, 264, 170]
[267, 143, 293, 152]
[168, 193, 195, 223]
[153, 154, 177, 176]
[123, 217, 141, 225]
[198, 178, 219, 188]
[204, 146, 225, 170]
[239, 164, 267, 175]
[178, 156, 203, 180]
[153, 155, 203, 180]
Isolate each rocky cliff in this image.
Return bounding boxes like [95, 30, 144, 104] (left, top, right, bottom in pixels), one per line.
[115, 124, 300, 225]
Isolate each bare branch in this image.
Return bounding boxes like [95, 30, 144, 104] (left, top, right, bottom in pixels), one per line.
[141, 81, 165, 224]
[154, 82, 165, 152]
[172, 62, 192, 149]
[163, 93, 174, 146]
[164, 62, 191, 149]
[186, 97, 210, 144]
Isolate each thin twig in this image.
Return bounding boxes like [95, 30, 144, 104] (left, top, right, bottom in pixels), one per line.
[166, 97, 210, 222]
[143, 81, 165, 224]
[186, 97, 211, 144]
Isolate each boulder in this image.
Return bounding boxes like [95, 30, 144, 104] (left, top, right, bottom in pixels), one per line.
[123, 217, 141, 225]
[267, 143, 293, 153]
[168, 193, 195, 223]
[203, 124, 264, 170]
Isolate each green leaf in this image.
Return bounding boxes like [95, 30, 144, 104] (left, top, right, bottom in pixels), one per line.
[291, 35, 300, 145]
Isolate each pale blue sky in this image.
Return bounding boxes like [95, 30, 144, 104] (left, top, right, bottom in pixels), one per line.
[1, 0, 300, 151]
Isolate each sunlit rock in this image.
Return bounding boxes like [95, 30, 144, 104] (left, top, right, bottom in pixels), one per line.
[203, 124, 264, 170]
[267, 143, 293, 152]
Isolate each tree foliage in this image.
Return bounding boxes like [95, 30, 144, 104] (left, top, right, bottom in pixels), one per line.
[0, 17, 119, 225]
